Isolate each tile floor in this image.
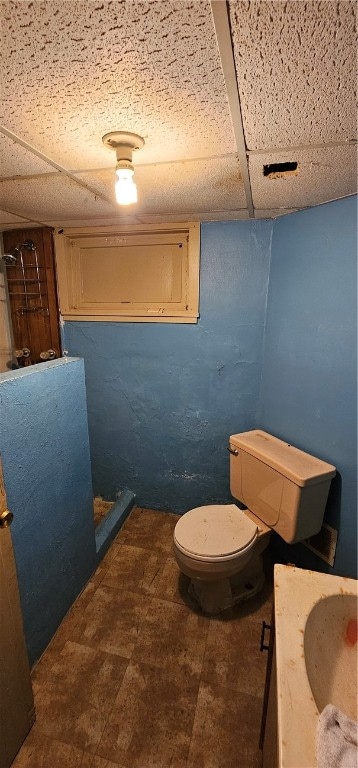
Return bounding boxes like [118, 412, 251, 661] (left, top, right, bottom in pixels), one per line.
[12, 507, 274, 768]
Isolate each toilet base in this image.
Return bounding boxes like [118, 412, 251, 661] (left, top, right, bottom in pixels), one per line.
[188, 554, 265, 615]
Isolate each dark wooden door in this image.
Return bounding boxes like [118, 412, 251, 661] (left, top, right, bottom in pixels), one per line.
[0, 458, 35, 768]
[2, 228, 61, 366]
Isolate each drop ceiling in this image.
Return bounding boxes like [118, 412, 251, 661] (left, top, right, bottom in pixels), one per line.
[0, 0, 356, 230]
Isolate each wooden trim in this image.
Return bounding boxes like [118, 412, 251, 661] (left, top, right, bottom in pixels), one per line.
[43, 228, 61, 357]
[60, 314, 198, 324]
[57, 222, 197, 236]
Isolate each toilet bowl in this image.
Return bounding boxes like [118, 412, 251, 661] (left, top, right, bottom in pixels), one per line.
[173, 503, 271, 614]
[173, 429, 336, 615]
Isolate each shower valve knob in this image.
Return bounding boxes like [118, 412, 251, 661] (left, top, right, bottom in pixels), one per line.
[40, 349, 56, 361]
[0, 509, 14, 528]
[15, 347, 31, 359]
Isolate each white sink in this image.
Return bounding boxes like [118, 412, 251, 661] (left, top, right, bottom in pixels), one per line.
[304, 593, 358, 721]
[274, 565, 358, 768]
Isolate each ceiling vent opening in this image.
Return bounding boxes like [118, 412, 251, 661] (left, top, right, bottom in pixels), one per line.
[263, 161, 299, 179]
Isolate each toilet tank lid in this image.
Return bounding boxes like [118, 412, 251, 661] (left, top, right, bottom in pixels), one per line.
[229, 430, 336, 487]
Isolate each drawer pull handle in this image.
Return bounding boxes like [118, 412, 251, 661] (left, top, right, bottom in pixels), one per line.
[260, 621, 271, 652]
[227, 446, 239, 456]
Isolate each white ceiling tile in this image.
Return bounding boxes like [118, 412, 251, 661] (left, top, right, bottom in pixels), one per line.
[0, 222, 40, 230]
[132, 210, 250, 222]
[229, 1, 357, 149]
[77, 155, 247, 215]
[0, 0, 235, 169]
[0, 134, 56, 178]
[0, 209, 32, 224]
[46, 209, 250, 228]
[0, 154, 247, 227]
[0, 174, 117, 223]
[48, 216, 144, 229]
[254, 209, 298, 220]
[0, 209, 39, 229]
[249, 146, 357, 209]
[0, 1, 356, 222]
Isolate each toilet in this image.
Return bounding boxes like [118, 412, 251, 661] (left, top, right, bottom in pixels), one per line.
[173, 430, 336, 614]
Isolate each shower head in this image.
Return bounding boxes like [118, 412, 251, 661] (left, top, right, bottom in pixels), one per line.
[1, 239, 35, 266]
[2, 251, 18, 265]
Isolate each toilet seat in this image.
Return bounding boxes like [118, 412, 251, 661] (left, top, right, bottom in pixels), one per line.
[174, 504, 258, 563]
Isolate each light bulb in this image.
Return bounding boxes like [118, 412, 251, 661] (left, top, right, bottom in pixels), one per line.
[115, 167, 137, 205]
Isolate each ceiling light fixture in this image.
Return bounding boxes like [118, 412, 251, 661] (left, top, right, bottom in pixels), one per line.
[102, 131, 145, 206]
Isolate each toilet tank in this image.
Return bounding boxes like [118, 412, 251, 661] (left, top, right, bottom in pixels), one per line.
[229, 430, 336, 544]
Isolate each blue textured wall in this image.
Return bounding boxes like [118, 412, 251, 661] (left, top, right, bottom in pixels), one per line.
[260, 197, 357, 578]
[0, 358, 96, 665]
[64, 221, 273, 513]
[4, 203, 355, 667]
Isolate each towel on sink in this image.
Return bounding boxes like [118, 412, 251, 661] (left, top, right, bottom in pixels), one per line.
[316, 704, 358, 768]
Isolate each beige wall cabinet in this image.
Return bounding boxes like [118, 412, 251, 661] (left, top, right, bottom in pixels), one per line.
[0, 459, 35, 768]
[54, 222, 200, 323]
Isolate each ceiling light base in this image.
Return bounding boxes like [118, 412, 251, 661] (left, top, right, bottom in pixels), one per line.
[102, 131, 145, 152]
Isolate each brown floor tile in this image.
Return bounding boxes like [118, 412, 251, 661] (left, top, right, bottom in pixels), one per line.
[210, 576, 273, 627]
[101, 544, 165, 596]
[132, 596, 210, 676]
[90, 546, 118, 586]
[33, 641, 128, 752]
[201, 618, 267, 696]
[91, 560, 112, 587]
[97, 660, 197, 767]
[24, 506, 269, 768]
[187, 681, 263, 768]
[66, 584, 150, 658]
[12, 726, 127, 767]
[31, 581, 99, 688]
[235, 577, 273, 624]
[118, 507, 180, 554]
[153, 555, 200, 611]
[89, 758, 128, 768]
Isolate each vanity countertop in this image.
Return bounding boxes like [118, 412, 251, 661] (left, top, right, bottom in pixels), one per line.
[274, 564, 357, 768]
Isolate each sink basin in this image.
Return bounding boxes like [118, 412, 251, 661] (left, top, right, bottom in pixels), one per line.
[304, 593, 358, 721]
[275, 566, 357, 768]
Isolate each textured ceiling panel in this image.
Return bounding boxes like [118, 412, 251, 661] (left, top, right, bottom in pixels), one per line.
[0, 209, 37, 227]
[48, 215, 146, 228]
[77, 155, 247, 215]
[0, 1, 356, 226]
[135, 210, 250, 222]
[0, 133, 57, 178]
[249, 146, 357, 209]
[46, 210, 250, 228]
[229, 1, 357, 150]
[0, 0, 235, 169]
[0, 175, 116, 222]
[254, 209, 298, 220]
